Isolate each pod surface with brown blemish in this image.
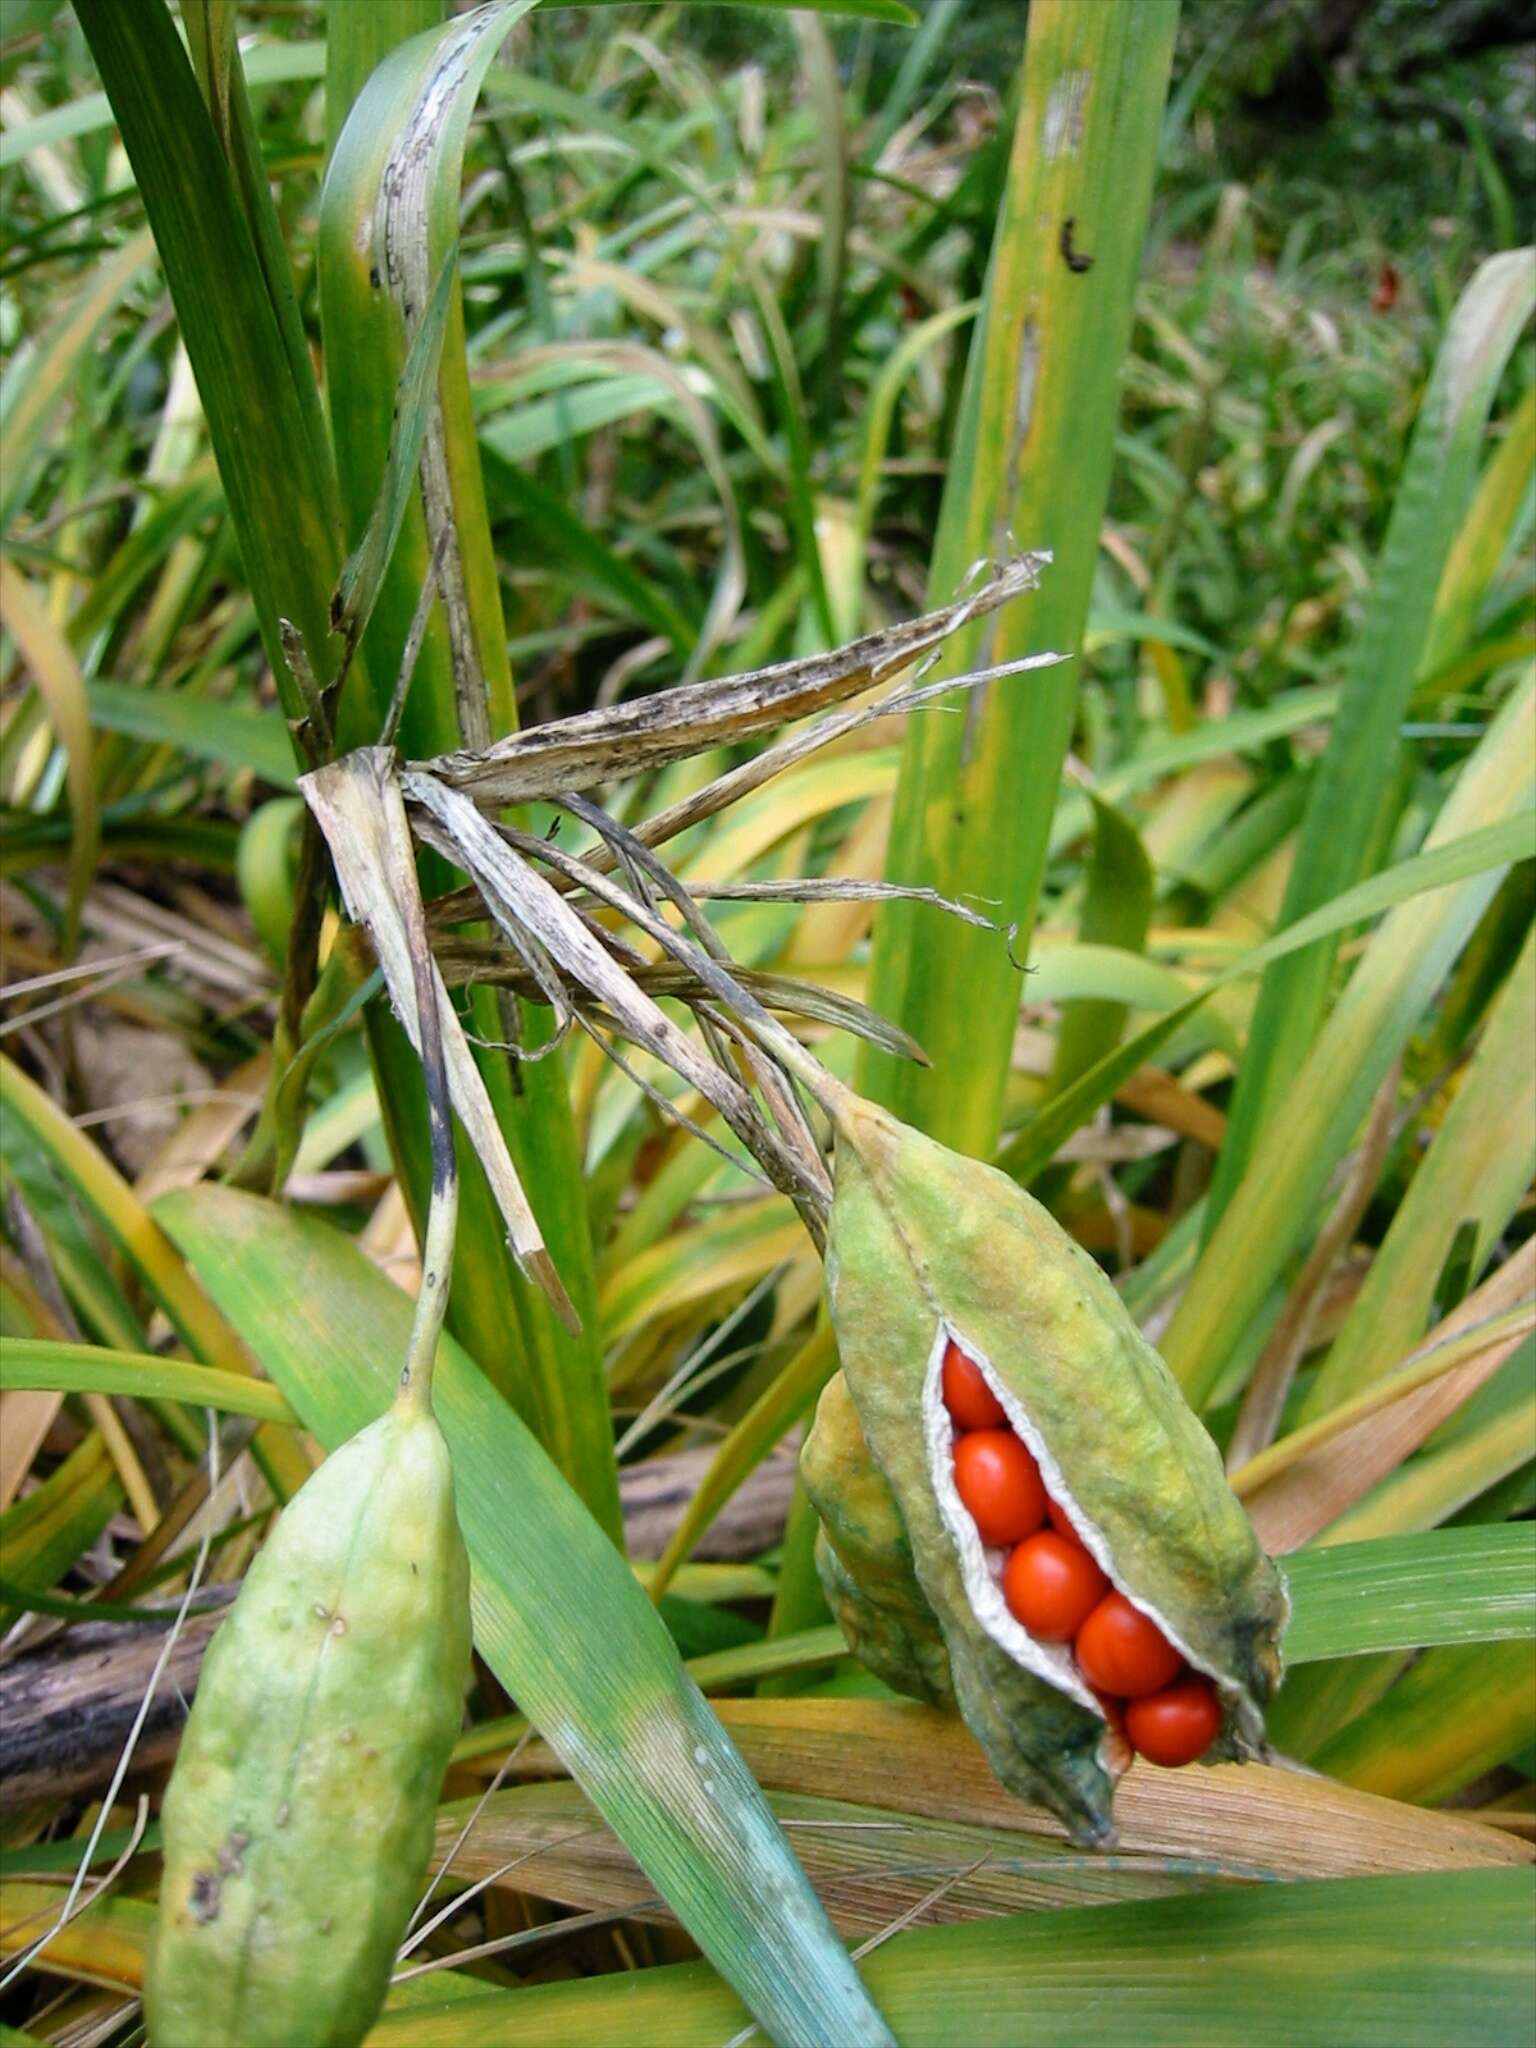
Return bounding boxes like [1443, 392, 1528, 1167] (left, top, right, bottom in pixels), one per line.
[812, 1094, 1288, 1845]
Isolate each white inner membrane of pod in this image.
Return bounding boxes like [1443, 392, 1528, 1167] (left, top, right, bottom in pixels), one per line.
[922, 1323, 1232, 1741]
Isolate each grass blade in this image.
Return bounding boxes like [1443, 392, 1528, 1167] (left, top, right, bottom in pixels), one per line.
[1305, 924, 1536, 1416]
[362, 1871, 1533, 2047]
[997, 810, 1533, 1186]
[84, 678, 296, 786]
[1205, 250, 1535, 1230]
[321, 0, 622, 1536]
[0, 1336, 296, 1426]
[72, 0, 343, 723]
[1311, 1643, 1536, 1805]
[1048, 794, 1153, 1095]
[1281, 1526, 1536, 1662]
[0, 560, 98, 953]
[1162, 680, 1534, 1406]
[862, 1, 1181, 1155]
[0, 1053, 309, 1495]
[0, 229, 154, 530]
[0, 1436, 120, 1632]
[157, 1181, 897, 2048]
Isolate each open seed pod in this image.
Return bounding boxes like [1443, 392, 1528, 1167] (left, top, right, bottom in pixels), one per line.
[808, 1089, 1289, 1846]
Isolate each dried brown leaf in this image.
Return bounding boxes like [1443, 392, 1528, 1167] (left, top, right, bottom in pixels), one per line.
[420, 554, 1048, 804]
[1240, 1243, 1536, 1553]
[299, 749, 577, 1330]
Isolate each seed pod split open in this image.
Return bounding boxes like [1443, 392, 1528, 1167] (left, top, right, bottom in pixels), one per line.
[805, 1091, 1288, 1846]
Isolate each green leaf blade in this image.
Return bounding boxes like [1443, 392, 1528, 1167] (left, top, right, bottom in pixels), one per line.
[156, 1183, 896, 2048]
[1206, 249, 1536, 1232]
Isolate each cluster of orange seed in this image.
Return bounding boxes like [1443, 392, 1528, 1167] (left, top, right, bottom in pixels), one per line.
[941, 1338, 1221, 1768]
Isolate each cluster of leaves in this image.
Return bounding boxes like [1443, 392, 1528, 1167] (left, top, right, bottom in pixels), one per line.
[0, 2, 1532, 2044]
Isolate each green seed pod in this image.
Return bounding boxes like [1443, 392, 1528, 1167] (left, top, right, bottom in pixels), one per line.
[145, 1397, 472, 2048]
[802, 1369, 953, 1708]
[808, 1093, 1288, 1846]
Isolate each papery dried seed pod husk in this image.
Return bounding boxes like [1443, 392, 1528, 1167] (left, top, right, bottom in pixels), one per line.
[808, 1092, 1289, 1846]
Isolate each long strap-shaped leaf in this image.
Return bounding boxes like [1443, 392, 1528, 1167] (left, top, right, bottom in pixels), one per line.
[1204, 248, 1535, 1232]
[4, 1863, 1529, 2047]
[363, 1869, 1536, 2047]
[1302, 923, 1536, 1416]
[0, 563, 98, 955]
[64, 3, 617, 1512]
[0, 1054, 309, 1499]
[320, 0, 623, 1539]
[996, 805, 1534, 1186]
[861, 0, 1181, 1157]
[301, 749, 577, 1328]
[1162, 677, 1535, 1406]
[71, 0, 342, 725]
[156, 1180, 895, 2048]
[0, 228, 155, 532]
[0, 1338, 296, 1426]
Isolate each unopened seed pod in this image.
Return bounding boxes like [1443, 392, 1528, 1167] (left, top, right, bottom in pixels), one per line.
[145, 1397, 472, 2048]
[805, 1093, 1288, 1845]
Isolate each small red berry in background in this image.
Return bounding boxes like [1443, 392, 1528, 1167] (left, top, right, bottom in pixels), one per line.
[1073, 1591, 1183, 1698]
[952, 1430, 1047, 1547]
[940, 1339, 1007, 1430]
[1001, 1530, 1108, 1641]
[1125, 1676, 1222, 1767]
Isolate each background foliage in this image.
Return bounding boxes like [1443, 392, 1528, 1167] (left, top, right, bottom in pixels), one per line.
[0, 0, 1532, 2042]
